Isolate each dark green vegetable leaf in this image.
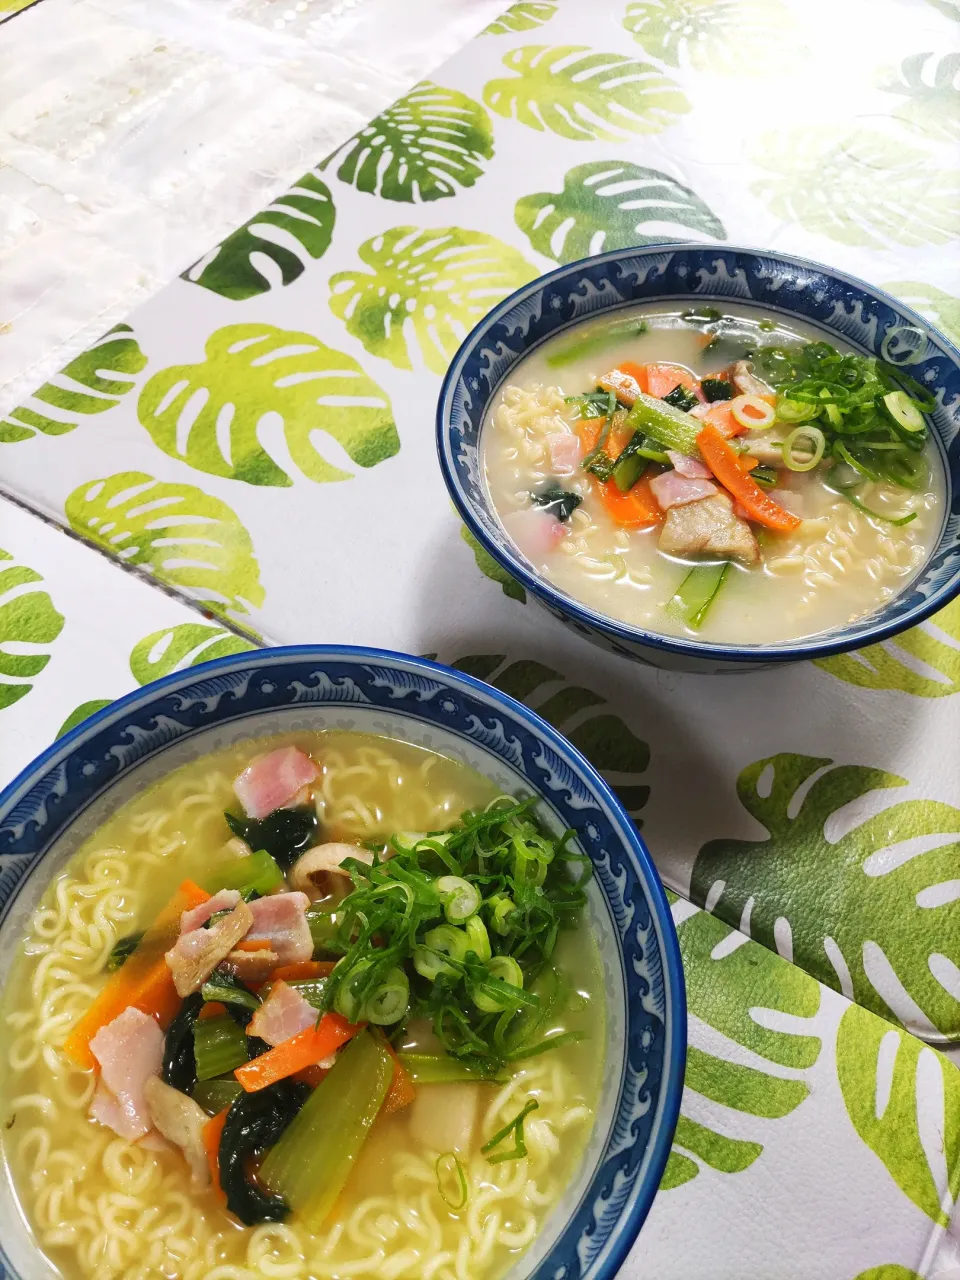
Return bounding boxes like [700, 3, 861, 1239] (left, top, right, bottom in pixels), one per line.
[107, 932, 144, 970]
[225, 806, 319, 871]
[662, 384, 698, 412]
[532, 488, 583, 521]
[219, 1082, 310, 1226]
[701, 378, 734, 403]
[162, 993, 203, 1095]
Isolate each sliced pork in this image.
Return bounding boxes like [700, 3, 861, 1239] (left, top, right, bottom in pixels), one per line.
[546, 432, 582, 475]
[666, 450, 712, 480]
[222, 947, 280, 985]
[180, 888, 240, 934]
[234, 746, 319, 821]
[245, 892, 312, 965]
[659, 493, 759, 565]
[649, 471, 717, 511]
[289, 843, 373, 902]
[144, 1076, 210, 1187]
[165, 900, 254, 997]
[731, 360, 774, 399]
[88, 1007, 164, 1140]
[247, 980, 318, 1046]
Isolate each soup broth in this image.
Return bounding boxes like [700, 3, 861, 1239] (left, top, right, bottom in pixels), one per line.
[482, 303, 944, 645]
[1, 732, 603, 1280]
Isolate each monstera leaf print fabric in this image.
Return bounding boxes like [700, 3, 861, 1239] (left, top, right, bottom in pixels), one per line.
[0, 0, 959, 1274]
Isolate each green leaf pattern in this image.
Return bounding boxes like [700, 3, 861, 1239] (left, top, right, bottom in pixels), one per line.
[484, 2, 558, 33]
[1, 326, 146, 443]
[751, 127, 960, 249]
[880, 52, 960, 142]
[837, 1002, 960, 1224]
[330, 81, 494, 202]
[663, 903, 821, 1187]
[883, 281, 960, 345]
[0, 548, 65, 711]
[515, 160, 725, 262]
[65, 472, 265, 624]
[692, 754, 960, 1038]
[459, 526, 526, 602]
[623, 0, 800, 74]
[129, 623, 255, 684]
[138, 323, 398, 486]
[183, 170, 335, 300]
[815, 597, 960, 698]
[329, 227, 536, 373]
[483, 45, 689, 141]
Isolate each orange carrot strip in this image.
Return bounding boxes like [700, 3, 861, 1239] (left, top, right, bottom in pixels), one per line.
[232, 938, 272, 953]
[198, 1001, 227, 1020]
[645, 363, 699, 400]
[598, 361, 648, 406]
[697, 424, 801, 532]
[739, 455, 760, 472]
[203, 1109, 229, 1202]
[382, 1042, 416, 1115]
[64, 880, 211, 1069]
[700, 402, 743, 438]
[270, 961, 336, 984]
[597, 475, 662, 529]
[234, 1014, 362, 1092]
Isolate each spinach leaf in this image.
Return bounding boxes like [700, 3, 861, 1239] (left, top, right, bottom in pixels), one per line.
[531, 488, 582, 522]
[219, 1081, 310, 1225]
[225, 806, 319, 871]
[162, 993, 203, 1094]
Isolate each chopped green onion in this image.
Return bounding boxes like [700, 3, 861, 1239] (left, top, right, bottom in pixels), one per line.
[306, 906, 346, 956]
[504, 1030, 586, 1062]
[192, 1077, 243, 1116]
[667, 562, 730, 630]
[193, 1014, 249, 1082]
[481, 1099, 539, 1164]
[435, 1152, 469, 1210]
[414, 924, 470, 981]
[362, 966, 410, 1025]
[626, 392, 701, 458]
[835, 489, 918, 526]
[782, 426, 825, 472]
[487, 893, 517, 936]
[882, 390, 925, 433]
[731, 393, 775, 431]
[436, 876, 482, 923]
[463, 916, 492, 961]
[775, 397, 818, 424]
[398, 1053, 508, 1085]
[204, 848, 285, 898]
[472, 956, 525, 1014]
[833, 441, 882, 482]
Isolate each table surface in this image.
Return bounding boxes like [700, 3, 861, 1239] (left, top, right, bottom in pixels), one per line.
[1, 1, 959, 1278]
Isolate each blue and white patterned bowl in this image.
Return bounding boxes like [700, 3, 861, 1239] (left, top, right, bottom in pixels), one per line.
[436, 245, 960, 673]
[0, 646, 685, 1280]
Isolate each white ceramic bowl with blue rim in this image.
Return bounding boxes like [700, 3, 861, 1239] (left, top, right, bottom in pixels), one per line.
[0, 646, 685, 1280]
[436, 245, 960, 674]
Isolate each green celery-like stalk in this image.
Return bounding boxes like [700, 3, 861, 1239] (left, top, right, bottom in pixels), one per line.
[667, 563, 731, 629]
[203, 849, 285, 897]
[626, 392, 702, 457]
[259, 1030, 392, 1230]
[306, 907, 346, 956]
[194, 1014, 249, 1081]
[398, 1052, 508, 1085]
[546, 318, 647, 368]
[193, 1077, 243, 1116]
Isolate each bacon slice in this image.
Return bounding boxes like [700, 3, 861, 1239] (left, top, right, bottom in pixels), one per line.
[234, 746, 318, 821]
[144, 1076, 210, 1186]
[88, 1007, 164, 1140]
[248, 980, 318, 1047]
[666, 450, 712, 480]
[180, 889, 241, 934]
[545, 431, 582, 475]
[649, 471, 718, 510]
[245, 892, 312, 966]
[222, 948, 280, 985]
[165, 901, 254, 997]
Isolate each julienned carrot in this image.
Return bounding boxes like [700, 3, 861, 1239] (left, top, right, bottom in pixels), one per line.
[270, 961, 336, 983]
[697, 425, 801, 532]
[203, 1108, 229, 1202]
[739, 454, 760, 472]
[645, 363, 699, 400]
[232, 938, 272, 952]
[575, 418, 634, 462]
[198, 1002, 227, 1020]
[598, 475, 661, 529]
[597, 361, 648, 405]
[700, 402, 742, 438]
[234, 1013, 362, 1092]
[64, 879, 210, 1069]
[380, 1039, 416, 1115]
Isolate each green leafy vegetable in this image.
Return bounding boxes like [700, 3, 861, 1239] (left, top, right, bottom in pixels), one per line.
[162, 993, 203, 1095]
[751, 464, 778, 488]
[306, 906, 346, 956]
[700, 377, 734, 402]
[531, 488, 583, 522]
[481, 1099, 539, 1163]
[194, 1014, 250, 1081]
[546, 318, 648, 367]
[219, 1081, 310, 1226]
[260, 1031, 392, 1230]
[662, 384, 698, 412]
[564, 391, 617, 419]
[204, 848, 286, 898]
[224, 807, 319, 871]
[192, 1077, 243, 1116]
[106, 933, 144, 971]
[398, 1052, 508, 1085]
[667, 563, 731, 630]
[202, 972, 262, 1021]
[626, 392, 702, 457]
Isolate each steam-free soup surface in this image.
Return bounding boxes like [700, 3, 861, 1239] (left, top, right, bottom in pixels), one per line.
[1, 732, 603, 1280]
[482, 303, 943, 645]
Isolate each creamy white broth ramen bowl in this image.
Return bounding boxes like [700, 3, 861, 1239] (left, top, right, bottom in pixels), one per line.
[437, 247, 959, 673]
